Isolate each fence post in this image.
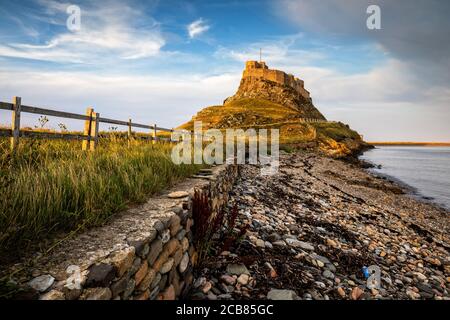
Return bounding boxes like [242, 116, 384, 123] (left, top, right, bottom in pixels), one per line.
[82, 107, 93, 151]
[10, 96, 22, 152]
[152, 123, 157, 144]
[128, 118, 132, 147]
[90, 112, 100, 151]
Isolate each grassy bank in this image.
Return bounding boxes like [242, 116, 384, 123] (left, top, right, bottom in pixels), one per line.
[0, 136, 202, 260]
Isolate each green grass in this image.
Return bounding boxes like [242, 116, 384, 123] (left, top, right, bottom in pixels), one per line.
[312, 122, 361, 142]
[0, 136, 203, 259]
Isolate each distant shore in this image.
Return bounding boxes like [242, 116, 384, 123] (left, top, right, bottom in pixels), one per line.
[368, 142, 450, 147]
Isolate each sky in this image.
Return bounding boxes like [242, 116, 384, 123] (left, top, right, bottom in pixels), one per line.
[0, 0, 449, 141]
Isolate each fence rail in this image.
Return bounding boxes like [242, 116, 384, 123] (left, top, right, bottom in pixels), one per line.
[1, 96, 330, 152]
[0, 96, 191, 151]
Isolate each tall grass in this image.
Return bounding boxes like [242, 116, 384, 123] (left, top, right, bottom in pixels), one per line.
[0, 136, 202, 259]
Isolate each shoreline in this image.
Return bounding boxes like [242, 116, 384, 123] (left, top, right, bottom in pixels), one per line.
[368, 143, 450, 147]
[189, 151, 450, 300]
[358, 148, 450, 213]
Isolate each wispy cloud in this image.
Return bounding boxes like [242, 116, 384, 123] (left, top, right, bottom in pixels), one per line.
[0, 0, 165, 63]
[0, 68, 239, 129]
[187, 18, 210, 39]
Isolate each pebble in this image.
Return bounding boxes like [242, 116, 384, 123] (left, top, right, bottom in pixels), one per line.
[237, 274, 250, 286]
[226, 264, 250, 275]
[28, 275, 55, 293]
[337, 287, 346, 298]
[267, 289, 298, 300]
[167, 191, 189, 199]
[351, 287, 364, 300]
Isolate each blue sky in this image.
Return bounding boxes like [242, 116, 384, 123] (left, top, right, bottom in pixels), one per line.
[0, 0, 449, 141]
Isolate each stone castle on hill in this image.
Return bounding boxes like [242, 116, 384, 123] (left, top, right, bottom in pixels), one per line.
[243, 61, 311, 100]
[224, 61, 326, 120]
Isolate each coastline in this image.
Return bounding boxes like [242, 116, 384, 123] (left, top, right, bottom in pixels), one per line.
[189, 151, 450, 300]
[368, 142, 450, 147]
[359, 147, 450, 212]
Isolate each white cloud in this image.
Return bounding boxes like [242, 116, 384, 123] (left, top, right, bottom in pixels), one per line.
[0, 69, 240, 130]
[187, 19, 210, 39]
[0, 1, 165, 63]
[215, 40, 450, 141]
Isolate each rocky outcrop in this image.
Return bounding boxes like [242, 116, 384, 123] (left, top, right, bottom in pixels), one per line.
[224, 61, 326, 120]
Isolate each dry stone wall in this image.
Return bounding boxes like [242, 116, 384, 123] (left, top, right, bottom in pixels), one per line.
[11, 164, 239, 300]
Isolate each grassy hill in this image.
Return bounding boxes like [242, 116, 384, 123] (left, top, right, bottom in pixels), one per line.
[179, 98, 368, 157]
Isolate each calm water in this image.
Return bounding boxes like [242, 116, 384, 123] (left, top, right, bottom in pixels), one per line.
[360, 146, 450, 211]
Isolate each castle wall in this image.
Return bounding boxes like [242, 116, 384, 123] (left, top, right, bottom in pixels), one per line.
[243, 61, 310, 99]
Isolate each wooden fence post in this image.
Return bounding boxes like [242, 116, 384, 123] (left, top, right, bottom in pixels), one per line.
[90, 112, 100, 151]
[128, 118, 132, 147]
[152, 123, 157, 144]
[10, 96, 22, 152]
[82, 107, 93, 151]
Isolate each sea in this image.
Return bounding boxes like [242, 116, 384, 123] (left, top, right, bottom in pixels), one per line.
[360, 146, 450, 212]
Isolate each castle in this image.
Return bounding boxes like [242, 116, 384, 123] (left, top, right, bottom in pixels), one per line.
[243, 61, 311, 100]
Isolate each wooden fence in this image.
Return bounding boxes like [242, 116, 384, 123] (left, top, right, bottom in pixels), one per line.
[0, 96, 192, 152]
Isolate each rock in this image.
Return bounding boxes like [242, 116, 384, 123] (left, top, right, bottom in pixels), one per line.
[169, 215, 181, 237]
[416, 283, 434, 297]
[220, 275, 236, 285]
[351, 287, 364, 300]
[111, 277, 129, 298]
[406, 288, 421, 299]
[194, 277, 207, 288]
[81, 287, 112, 300]
[131, 239, 150, 259]
[28, 275, 55, 293]
[129, 257, 142, 276]
[179, 253, 189, 273]
[264, 262, 278, 278]
[206, 291, 217, 300]
[315, 281, 326, 289]
[181, 238, 189, 252]
[226, 263, 250, 275]
[414, 272, 427, 282]
[326, 239, 338, 247]
[316, 260, 325, 268]
[160, 258, 174, 274]
[323, 270, 335, 279]
[289, 239, 315, 251]
[237, 274, 250, 286]
[267, 233, 281, 242]
[40, 290, 65, 300]
[108, 247, 135, 277]
[337, 287, 346, 298]
[122, 279, 135, 300]
[150, 273, 162, 290]
[272, 240, 286, 247]
[267, 289, 298, 300]
[147, 240, 163, 265]
[138, 269, 156, 292]
[168, 191, 189, 199]
[161, 230, 171, 244]
[202, 281, 212, 294]
[161, 285, 176, 300]
[311, 254, 331, 265]
[136, 290, 150, 300]
[86, 264, 115, 288]
[255, 239, 265, 248]
[135, 262, 149, 286]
